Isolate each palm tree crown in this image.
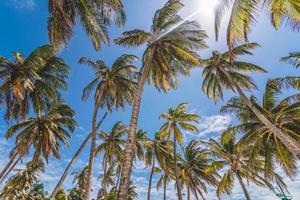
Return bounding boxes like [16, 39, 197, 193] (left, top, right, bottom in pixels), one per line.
[215, 0, 300, 48]
[6, 100, 77, 161]
[79, 54, 138, 111]
[0, 45, 70, 120]
[48, 0, 126, 50]
[201, 43, 267, 102]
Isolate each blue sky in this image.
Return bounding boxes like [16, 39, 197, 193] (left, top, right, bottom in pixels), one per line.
[0, 0, 300, 199]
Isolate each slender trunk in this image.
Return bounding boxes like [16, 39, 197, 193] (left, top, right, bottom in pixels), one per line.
[0, 157, 20, 184]
[85, 105, 101, 200]
[117, 52, 153, 200]
[102, 162, 108, 199]
[173, 136, 182, 200]
[220, 67, 300, 158]
[0, 153, 17, 181]
[0, 156, 20, 184]
[147, 151, 155, 200]
[236, 173, 251, 200]
[163, 180, 167, 200]
[187, 185, 190, 200]
[50, 112, 108, 199]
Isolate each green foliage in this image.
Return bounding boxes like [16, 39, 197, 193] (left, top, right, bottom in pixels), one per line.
[0, 160, 45, 199]
[0, 45, 70, 120]
[79, 54, 138, 111]
[48, 0, 126, 50]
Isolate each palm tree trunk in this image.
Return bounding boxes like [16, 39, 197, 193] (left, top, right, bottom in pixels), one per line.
[85, 105, 101, 200]
[0, 156, 20, 184]
[49, 112, 108, 199]
[236, 173, 251, 200]
[102, 162, 108, 199]
[163, 180, 167, 200]
[117, 52, 154, 200]
[187, 185, 190, 200]
[173, 136, 182, 200]
[0, 152, 17, 181]
[147, 151, 155, 200]
[219, 67, 300, 158]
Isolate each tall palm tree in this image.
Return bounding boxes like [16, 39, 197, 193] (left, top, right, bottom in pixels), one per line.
[221, 77, 300, 178]
[79, 54, 137, 199]
[215, 0, 300, 49]
[96, 122, 126, 199]
[159, 103, 200, 200]
[114, 0, 207, 197]
[204, 132, 280, 200]
[144, 133, 169, 200]
[0, 160, 44, 199]
[48, 0, 126, 50]
[0, 45, 69, 121]
[178, 140, 219, 200]
[201, 43, 300, 158]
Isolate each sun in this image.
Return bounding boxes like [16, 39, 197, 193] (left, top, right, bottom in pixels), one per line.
[184, 0, 219, 17]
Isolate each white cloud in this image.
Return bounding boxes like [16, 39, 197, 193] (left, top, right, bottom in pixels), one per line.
[196, 114, 232, 139]
[8, 0, 36, 10]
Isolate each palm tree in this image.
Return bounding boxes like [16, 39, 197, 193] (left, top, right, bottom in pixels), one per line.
[6, 100, 76, 162]
[48, 0, 126, 50]
[156, 169, 172, 200]
[114, 0, 207, 197]
[0, 100, 76, 185]
[72, 166, 89, 199]
[0, 160, 44, 199]
[201, 43, 300, 158]
[159, 103, 200, 200]
[215, 0, 300, 49]
[144, 133, 170, 200]
[96, 122, 127, 198]
[205, 131, 280, 200]
[97, 165, 116, 200]
[0, 45, 69, 121]
[221, 77, 300, 178]
[79, 55, 137, 199]
[178, 140, 219, 200]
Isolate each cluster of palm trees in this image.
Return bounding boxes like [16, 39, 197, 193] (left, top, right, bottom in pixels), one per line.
[1, 0, 300, 199]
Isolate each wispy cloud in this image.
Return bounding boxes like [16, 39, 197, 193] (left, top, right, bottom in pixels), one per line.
[8, 0, 36, 10]
[196, 114, 232, 139]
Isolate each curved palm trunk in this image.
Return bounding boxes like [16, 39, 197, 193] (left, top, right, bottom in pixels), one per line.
[0, 156, 20, 184]
[236, 173, 251, 200]
[0, 152, 17, 181]
[117, 53, 153, 200]
[147, 151, 155, 200]
[50, 112, 108, 199]
[85, 105, 101, 200]
[173, 136, 182, 200]
[220, 67, 300, 158]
